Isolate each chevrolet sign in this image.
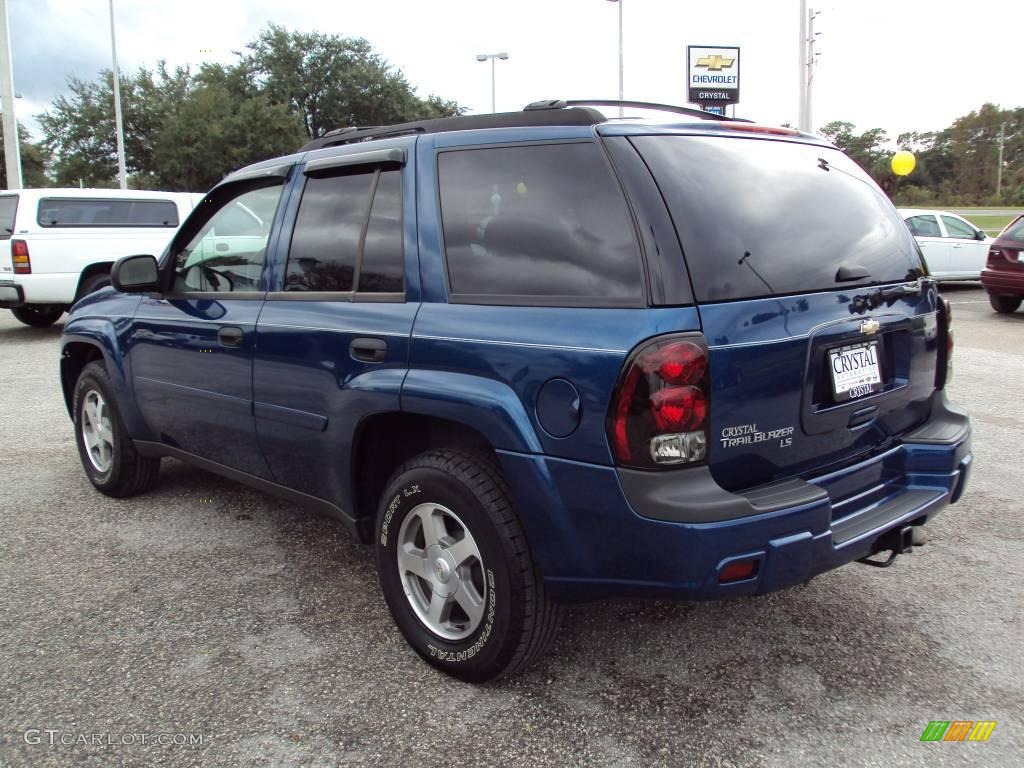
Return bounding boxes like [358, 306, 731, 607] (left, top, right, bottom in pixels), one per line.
[687, 45, 741, 106]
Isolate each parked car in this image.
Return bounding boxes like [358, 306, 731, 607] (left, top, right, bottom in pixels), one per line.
[59, 101, 972, 682]
[981, 213, 1024, 313]
[898, 208, 990, 281]
[0, 188, 200, 327]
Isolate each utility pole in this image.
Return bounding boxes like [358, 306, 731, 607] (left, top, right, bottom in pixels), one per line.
[996, 122, 1006, 197]
[805, 8, 821, 133]
[0, 0, 22, 189]
[109, 0, 127, 190]
[798, 0, 807, 131]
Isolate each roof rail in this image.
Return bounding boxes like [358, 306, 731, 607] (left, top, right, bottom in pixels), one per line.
[299, 107, 607, 152]
[524, 99, 750, 123]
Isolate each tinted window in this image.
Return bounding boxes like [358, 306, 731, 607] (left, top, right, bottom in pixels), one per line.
[0, 195, 17, 240]
[439, 143, 644, 303]
[285, 172, 374, 292]
[37, 198, 179, 227]
[633, 136, 924, 302]
[172, 184, 283, 293]
[941, 215, 977, 239]
[358, 170, 403, 293]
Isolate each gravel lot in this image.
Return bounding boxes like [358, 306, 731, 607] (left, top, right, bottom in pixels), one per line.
[1, 284, 1021, 767]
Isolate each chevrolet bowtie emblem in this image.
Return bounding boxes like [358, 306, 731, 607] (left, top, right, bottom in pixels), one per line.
[696, 54, 735, 71]
[860, 319, 881, 335]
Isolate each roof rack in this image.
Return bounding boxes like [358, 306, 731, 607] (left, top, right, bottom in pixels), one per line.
[299, 98, 748, 152]
[524, 99, 748, 122]
[299, 106, 606, 152]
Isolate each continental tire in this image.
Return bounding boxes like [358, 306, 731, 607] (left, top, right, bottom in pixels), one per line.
[375, 449, 560, 683]
[73, 360, 161, 497]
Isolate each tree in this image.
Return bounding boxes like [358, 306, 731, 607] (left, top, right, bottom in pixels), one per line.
[0, 123, 50, 188]
[153, 85, 305, 191]
[237, 23, 462, 138]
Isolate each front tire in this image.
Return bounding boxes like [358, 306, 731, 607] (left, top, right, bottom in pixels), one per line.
[989, 294, 1022, 314]
[11, 305, 64, 327]
[375, 449, 560, 683]
[73, 361, 160, 497]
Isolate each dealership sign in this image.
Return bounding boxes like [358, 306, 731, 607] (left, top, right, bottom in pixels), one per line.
[687, 45, 740, 106]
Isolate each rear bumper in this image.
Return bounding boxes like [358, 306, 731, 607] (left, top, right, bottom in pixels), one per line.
[499, 392, 971, 602]
[0, 281, 24, 307]
[981, 268, 1024, 295]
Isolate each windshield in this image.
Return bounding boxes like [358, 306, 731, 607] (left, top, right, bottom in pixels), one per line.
[0, 195, 18, 240]
[631, 135, 925, 302]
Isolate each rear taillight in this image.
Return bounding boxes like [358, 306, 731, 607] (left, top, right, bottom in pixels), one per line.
[937, 296, 953, 389]
[987, 247, 1004, 267]
[608, 335, 710, 469]
[11, 239, 30, 274]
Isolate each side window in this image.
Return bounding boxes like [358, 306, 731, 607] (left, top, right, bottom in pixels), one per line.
[37, 198, 179, 227]
[906, 215, 941, 237]
[438, 143, 644, 304]
[284, 166, 404, 296]
[172, 184, 283, 293]
[941, 215, 977, 239]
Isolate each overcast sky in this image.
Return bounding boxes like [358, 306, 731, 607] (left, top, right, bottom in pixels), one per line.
[9, 0, 1024, 143]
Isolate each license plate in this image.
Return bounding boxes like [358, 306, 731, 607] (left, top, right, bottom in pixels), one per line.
[829, 341, 882, 401]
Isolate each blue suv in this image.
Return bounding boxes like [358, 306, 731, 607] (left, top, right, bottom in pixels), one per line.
[60, 101, 972, 682]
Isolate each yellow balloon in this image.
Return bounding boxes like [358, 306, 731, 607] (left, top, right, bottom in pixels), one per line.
[891, 150, 916, 176]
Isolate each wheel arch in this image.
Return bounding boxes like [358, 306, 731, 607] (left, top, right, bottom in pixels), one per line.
[351, 412, 496, 543]
[73, 262, 114, 303]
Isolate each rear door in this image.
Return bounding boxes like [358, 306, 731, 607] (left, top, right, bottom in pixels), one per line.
[253, 141, 416, 510]
[905, 213, 950, 276]
[940, 214, 988, 278]
[629, 134, 935, 492]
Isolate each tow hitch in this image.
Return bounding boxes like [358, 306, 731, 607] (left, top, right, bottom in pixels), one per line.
[856, 525, 916, 568]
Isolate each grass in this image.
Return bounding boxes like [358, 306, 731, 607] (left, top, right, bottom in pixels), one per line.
[945, 208, 1022, 235]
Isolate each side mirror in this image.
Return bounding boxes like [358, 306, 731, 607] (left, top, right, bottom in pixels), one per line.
[975, 230, 987, 241]
[111, 254, 160, 293]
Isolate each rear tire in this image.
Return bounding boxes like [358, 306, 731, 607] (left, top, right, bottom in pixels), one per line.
[11, 305, 64, 327]
[73, 361, 160, 497]
[375, 449, 561, 683]
[989, 294, 1022, 314]
[77, 271, 112, 300]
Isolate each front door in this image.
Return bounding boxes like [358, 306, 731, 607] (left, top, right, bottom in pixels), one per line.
[940, 214, 988, 278]
[129, 177, 290, 478]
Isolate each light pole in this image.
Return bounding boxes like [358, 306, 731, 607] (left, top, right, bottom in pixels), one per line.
[608, 0, 623, 117]
[475, 52, 509, 113]
[0, 0, 22, 190]
[109, 0, 127, 190]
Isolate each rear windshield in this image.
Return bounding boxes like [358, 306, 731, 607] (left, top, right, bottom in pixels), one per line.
[0, 195, 17, 239]
[37, 198, 180, 228]
[1001, 216, 1024, 243]
[632, 136, 924, 302]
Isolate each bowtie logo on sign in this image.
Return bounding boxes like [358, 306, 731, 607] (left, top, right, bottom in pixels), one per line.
[696, 54, 735, 71]
[688, 45, 741, 113]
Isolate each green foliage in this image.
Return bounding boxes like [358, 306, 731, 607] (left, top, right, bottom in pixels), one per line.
[36, 25, 463, 191]
[236, 24, 461, 138]
[0, 122, 50, 187]
[825, 104, 1023, 204]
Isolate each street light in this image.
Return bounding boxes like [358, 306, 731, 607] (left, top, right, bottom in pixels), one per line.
[607, 0, 623, 117]
[109, 0, 127, 190]
[0, 0, 22, 189]
[475, 52, 509, 113]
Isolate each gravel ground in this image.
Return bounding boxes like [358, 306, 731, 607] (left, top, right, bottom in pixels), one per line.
[0, 283, 1021, 767]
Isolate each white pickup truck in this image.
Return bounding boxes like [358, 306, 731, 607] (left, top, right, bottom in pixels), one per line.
[0, 188, 200, 326]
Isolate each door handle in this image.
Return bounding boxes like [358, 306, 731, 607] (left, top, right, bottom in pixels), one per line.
[217, 326, 244, 348]
[350, 337, 387, 363]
